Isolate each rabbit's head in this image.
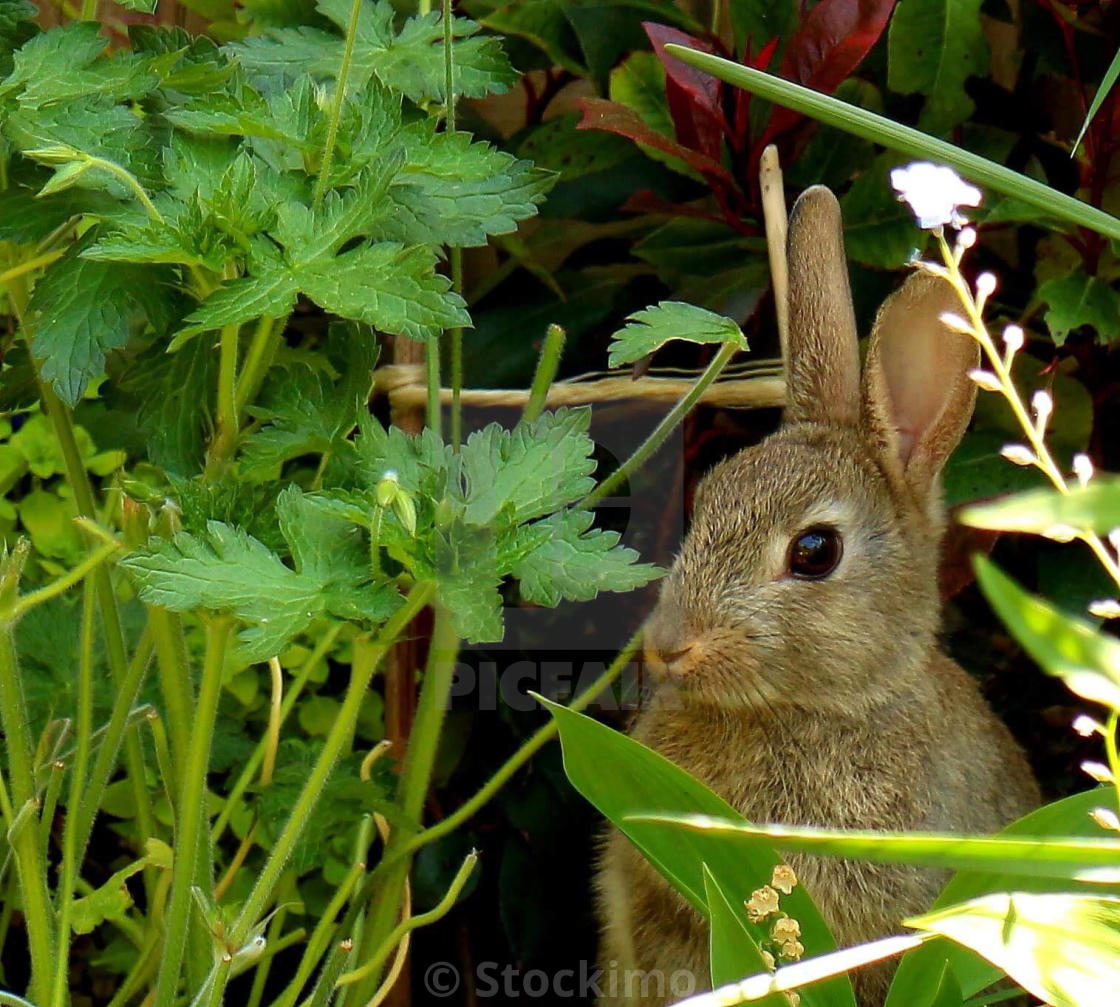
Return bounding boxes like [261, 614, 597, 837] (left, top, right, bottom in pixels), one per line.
[644, 186, 978, 714]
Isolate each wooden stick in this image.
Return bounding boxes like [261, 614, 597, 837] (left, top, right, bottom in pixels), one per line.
[760, 144, 790, 363]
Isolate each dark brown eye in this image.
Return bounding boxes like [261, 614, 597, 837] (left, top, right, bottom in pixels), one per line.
[788, 526, 843, 579]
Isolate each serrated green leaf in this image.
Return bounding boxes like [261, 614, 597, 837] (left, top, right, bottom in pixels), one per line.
[1038, 269, 1120, 346]
[435, 517, 503, 643]
[888, 0, 990, 134]
[26, 233, 180, 405]
[298, 242, 469, 341]
[608, 300, 745, 367]
[512, 509, 661, 606]
[973, 555, 1120, 711]
[459, 409, 597, 525]
[123, 501, 402, 661]
[178, 260, 299, 341]
[386, 127, 552, 247]
[231, 0, 516, 103]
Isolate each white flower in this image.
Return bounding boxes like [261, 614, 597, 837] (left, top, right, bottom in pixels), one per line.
[890, 162, 983, 229]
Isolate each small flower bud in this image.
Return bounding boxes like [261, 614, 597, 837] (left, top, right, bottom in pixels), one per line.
[1000, 444, 1035, 467]
[957, 227, 977, 249]
[968, 369, 1003, 392]
[375, 471, 400, 509]
[1090, 807, 1120, 832]
[1073, 453, 1094, 487]
[1109, 528, 1120, 553]
[779, 939, 805, 961]
[1089, 599, 1120, 619]
[1073, 714, 1102, 737]
[1002, 325, 1024, 354]
[745, 886, 780, 921]
[1082, 761, 1114, 784]
[392, 494, 417, 537]
[975, 272, 997, 300]
[939, 311, 973, 334]
[1032, 390, 1053, 426]
[761, 949, 775, 970]
[1041, 523, 1078, 543]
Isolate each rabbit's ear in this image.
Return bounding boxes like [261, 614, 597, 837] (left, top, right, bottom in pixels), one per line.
[784, 186, 860, 426]
[861, 272, 978, 500]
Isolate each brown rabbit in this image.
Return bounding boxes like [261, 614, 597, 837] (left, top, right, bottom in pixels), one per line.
[595, 186, 1040, 1007]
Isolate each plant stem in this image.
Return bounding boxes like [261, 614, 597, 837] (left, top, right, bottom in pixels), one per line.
[442, 0, 464, 450]
[935, 234, 1120, 589]
[153, 617, 233, 1007]
[0, 621, 55, 1004]
[228, 583, 435, 951]
[51, 579, 97, 1007]
[398, 628, 640, 860]
[522, 324, 566, 423]
[581, 341, 739, 508]
[345, 605, 460, 1003]
[235, 314, 281, 414]
[210, 623, 343, 843]
[426, 339, 441, 436]
[147, 607, 194, 790]
[209, 322, 241, 472]
[314, 0, 365, 207]
[0, 249, 65, 285]
[5, 541, 120, 622]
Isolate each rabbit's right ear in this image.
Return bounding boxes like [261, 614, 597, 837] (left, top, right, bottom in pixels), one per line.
[784, 186, 860, 427]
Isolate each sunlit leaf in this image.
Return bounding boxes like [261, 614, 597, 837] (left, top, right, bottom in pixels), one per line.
[959, 481, 1120, 536]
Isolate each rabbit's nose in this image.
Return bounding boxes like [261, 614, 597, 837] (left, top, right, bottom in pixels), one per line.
[644, 643, 696, 676]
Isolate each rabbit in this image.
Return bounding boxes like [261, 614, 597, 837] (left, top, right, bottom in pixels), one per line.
[594, 186, 1040, 1007]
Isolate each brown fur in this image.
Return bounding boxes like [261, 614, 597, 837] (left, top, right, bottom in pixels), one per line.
[595, 187, 1040, 1006]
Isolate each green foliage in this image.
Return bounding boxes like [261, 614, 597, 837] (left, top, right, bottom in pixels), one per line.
[608, 300, 746, 366]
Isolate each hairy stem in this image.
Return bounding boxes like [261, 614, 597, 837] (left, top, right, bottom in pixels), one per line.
[153, 617, 233, 1007]
[582, 341, 739, 508]
[235, 314, 281, 414]
[522, 324, 566, 424]
[314, 0, 364, 207]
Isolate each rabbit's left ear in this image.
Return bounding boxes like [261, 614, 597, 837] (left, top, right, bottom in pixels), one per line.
[860, 272, 978, 502]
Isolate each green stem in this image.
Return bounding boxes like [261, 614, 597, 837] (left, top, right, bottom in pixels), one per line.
[147, 607, 194, 791]
[522, 324, 566, 424]
[228, 583, 435, 951]
[210, 623, 343, 844]
[246, 876, 295, 1007]
[582, 341, 738, 508]
[235, 314, 281, 414]
[80, 0, 97, 22]
[346, 605, 460, 1004]
[209, 322, 241, 472]
[153, 617, 233, 1007]
[338, 850, 477, 986]
[0, 627, 55, 1004]
[449, 249, 463, 451]
[314, 0, 365, 207]
[426, 339, 442, 436]
[0, 249, 65, 285]
[52, 579, 95, 1007]
[396, 629, 640, 861]
[5, 541, 120, 622]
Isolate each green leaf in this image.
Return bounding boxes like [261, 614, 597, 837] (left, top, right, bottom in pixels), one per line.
[608, 51, 697, 179]
[661, 45, 1120, 241]
[298, 242, 469, 341]
[481, 0, 587, 75]
[959, 480, 1120, 535]
[435, 517, 503, 643]
[71, 856, 150, 934]
[512, 510, 662, 606]
[1074, 46, 1120, 155]
[703, 866, 783, 1002]
[907, 893, 1120, 1007]
[387, 127, 552, 248]
[1037, 269, 1120, 345]
[16, 489, 83, 562]
[888, 0, 990, 134]
[25, 234, 179, 405]
[972, 555, 1120, 711]
[608, 300, 746, 367]
[0, 0, 35, 77]
[179, 262, 299, 341]
[887, 790, 1120, 1007]
[232, 0, 517, 103]
[459, 409, 597, 525]
[625, 816, 1120, 884]
[539, 698, 856, 1007]
[122, 496, 402, 661]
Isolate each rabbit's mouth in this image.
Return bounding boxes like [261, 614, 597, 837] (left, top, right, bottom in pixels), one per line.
[643, 640, 704, 678]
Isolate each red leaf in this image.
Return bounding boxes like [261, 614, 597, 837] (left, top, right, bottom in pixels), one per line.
[575, 98, 738, 190]
[780, 0, 897, 93]
[644, 22, 728, 162]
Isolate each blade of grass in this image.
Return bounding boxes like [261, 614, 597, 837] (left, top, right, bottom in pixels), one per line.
[663, 45, 1120, 241]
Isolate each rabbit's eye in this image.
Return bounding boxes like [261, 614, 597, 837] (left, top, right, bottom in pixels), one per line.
[788, 526, 843, 579]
